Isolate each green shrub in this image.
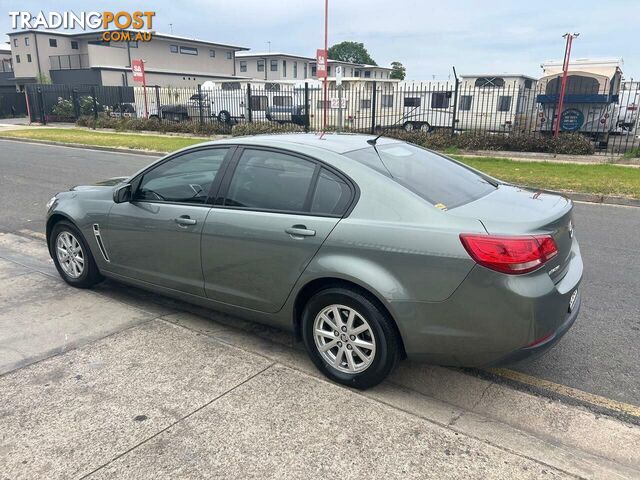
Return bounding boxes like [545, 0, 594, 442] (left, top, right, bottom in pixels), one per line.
[623, 147, 640, 159]
[231, 122, 305, 137]
[384, 129, 594, 155]
[76, 115, 229, 136]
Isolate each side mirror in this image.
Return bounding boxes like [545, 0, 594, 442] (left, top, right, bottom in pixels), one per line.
[113, 184, 132, 203]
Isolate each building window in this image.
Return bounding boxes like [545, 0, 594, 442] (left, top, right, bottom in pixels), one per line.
[71, 41, 79, 50]
[15, 55, 20, 63]
[239, 60, 247, 72]
[354, 70, 361, 77]
[209, 49, 216, 57]
[431, 92, 450, 109]
[311, 65, 317, 76]
[327, 66, 331, 76]
[25, 37, 30, 46]
[524, 79, 533, 89]
[13, 39, 17, 47]
[170, 45, 178, 53]
[49, 38, 57, 47]
[459, 95, 473, 111]
[270, 59, 278, 72]
[474, 77, 505, 88]
[293, 61, 297, 78]
[282, 60, 287, 77]
[226, 51, 233, 60]
[180, 46, 198, 55]
[257, 60, 265, 72]
[303, 63, 308, 78]
[497, 96, 512, 112]
[364, 71, 371, 78]
[404, 97, 421, 108]
[26, 54, 32, 63]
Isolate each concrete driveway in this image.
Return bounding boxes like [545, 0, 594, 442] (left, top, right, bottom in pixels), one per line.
[1, 230, 639, 479]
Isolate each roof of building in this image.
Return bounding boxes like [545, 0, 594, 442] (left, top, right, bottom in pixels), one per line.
[460, 73, 538, 80]
[236, 51, 314, 60]
[314, 59, 392, 71]
[6, 29, 248, 50]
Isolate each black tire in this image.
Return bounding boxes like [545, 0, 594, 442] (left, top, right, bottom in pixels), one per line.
[50, 220, 103, 289]
[218, 111, 231, 124]
[301, 287, 401, 389]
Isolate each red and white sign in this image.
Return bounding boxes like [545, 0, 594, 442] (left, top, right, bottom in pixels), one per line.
[316, 49, 327, 79]
[131, 59, 146, 84]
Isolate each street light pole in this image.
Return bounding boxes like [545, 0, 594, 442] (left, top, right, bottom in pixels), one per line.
[323, 0, 329, 131]
[554, 33, 579, 137]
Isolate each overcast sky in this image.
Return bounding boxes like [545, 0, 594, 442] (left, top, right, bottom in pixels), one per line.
[3, 0, 638, 80]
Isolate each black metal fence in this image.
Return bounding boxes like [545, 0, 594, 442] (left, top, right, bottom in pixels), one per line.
[25, 77, 640, 155]
[0, 90, 27, 117]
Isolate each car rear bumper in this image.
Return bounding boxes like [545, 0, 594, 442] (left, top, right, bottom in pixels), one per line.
[392, 239, 583, 366]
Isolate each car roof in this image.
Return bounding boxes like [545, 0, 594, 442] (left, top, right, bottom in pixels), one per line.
[208, 133, 402, 154]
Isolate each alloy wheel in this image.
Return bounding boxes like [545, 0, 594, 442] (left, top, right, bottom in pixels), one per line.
[56, 231, 85, 279]
[313, 304, 377, 374]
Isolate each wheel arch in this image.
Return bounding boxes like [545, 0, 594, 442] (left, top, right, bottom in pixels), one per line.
[292, 277, 407, 358]
[46, 213, 78, 255]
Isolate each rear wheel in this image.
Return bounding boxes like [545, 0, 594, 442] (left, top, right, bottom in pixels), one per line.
[50, 221, 103, 288]
[218, 110, 231, 124]
[403, 121, 415, 132]
[302, 287, 400, 389]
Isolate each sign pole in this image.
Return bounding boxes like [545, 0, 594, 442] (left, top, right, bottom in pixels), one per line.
[554, 33, 578, 137]
[132, 59, 149, 119]
[323, 0, 328, 131]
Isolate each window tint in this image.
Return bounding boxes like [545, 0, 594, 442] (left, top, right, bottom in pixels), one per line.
[136, 148, 228, 204]
[345, 143, 495, 209]
[311, 169, 351, 216]
[225, 150, 316, 212]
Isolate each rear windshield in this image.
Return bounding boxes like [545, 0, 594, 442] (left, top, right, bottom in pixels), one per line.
[345, 143, 496, 209]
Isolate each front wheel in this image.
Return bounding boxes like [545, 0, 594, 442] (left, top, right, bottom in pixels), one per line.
[302, 287, 401, 389]
[50, 221, 103, 288]
[218, 110, 231, 124]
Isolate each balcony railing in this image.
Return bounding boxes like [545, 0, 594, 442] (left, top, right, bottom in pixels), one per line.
[49, 54, 89, 70]
[0, 59, 12, 73]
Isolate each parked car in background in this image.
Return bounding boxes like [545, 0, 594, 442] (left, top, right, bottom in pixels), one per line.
[45, 134, 583, 388]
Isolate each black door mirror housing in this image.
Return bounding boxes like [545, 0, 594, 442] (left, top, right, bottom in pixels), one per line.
[113, 184, 132, 203]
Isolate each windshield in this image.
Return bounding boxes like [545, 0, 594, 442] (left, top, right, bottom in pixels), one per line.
[345, 143, 496, 209]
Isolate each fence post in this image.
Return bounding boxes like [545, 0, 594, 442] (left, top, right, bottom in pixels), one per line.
[71, 88, 80, 119]
[118, 87, 124, 119]
[90, 86, 98, 125]
[246, 83, 253, 123]
[451, 77, 459, 137]
[304, 82, 310, 133]
[370, 81, 377, 134]
[37, 87, 46, 125]
[154, 86, 161, 120]
[197, 84, 204, 125]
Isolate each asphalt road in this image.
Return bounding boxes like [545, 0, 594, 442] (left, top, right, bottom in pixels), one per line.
[1, 139, 638, 407]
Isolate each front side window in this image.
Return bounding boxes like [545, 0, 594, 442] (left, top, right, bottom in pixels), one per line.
[345, 143, 495, 209]
[225, 149, 316, 212]
[459, 95, 473, 111]
[497, 95, 512, 112]
[136, 148, 229, 204]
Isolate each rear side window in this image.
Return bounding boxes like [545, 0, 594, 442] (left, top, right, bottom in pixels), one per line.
[345, 143, 495, 209]
[225, 149, 316, 212]
[311, 169, 352, 216]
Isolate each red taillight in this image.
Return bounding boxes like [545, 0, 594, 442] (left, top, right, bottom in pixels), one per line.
[459, 234, 558, 275]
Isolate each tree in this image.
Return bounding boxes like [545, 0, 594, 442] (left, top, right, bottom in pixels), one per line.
[327, 41, 376, 65]
[390, 61, 406, 80]
[36, 73, 52, 84]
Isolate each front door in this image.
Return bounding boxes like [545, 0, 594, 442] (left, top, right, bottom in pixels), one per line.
[104, 147, 232, 296]
[201, 147, 355, 313]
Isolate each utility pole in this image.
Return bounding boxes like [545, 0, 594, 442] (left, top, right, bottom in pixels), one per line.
[554, 33, 579, 137]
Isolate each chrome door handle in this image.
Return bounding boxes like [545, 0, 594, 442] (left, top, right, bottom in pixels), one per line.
[175, 216, 197, 226]
[285, 225, 316, 238]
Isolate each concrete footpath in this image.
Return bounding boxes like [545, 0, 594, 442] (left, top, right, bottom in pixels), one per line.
[0, 231, 639, 479]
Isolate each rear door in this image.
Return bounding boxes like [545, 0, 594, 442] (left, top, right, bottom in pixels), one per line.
[201, 147, 355, 313]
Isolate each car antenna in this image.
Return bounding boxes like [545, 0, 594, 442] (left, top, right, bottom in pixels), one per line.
[366, 104, 421, 146]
